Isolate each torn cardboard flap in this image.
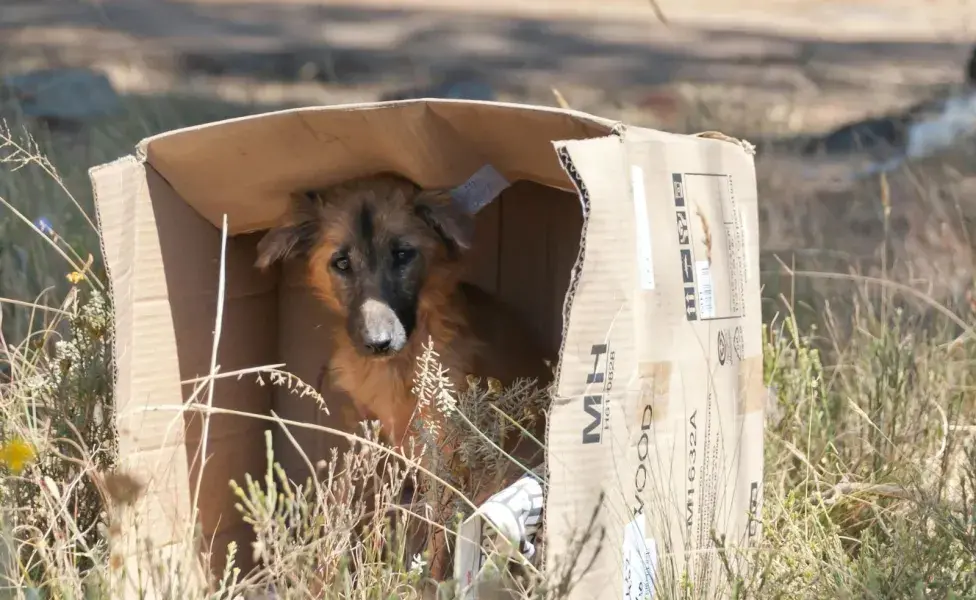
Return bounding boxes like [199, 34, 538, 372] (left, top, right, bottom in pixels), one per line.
[89, 98, 761, 600]
[541, 127, 762, 599]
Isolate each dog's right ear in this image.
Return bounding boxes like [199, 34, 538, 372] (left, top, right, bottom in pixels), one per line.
[413, 188, 475, 257]
[254, 192, 320, 270]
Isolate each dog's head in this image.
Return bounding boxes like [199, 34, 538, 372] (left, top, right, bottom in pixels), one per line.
[255, 174, 473, 358]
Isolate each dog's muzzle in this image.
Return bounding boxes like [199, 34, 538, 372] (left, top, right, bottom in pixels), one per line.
[359, 298, 408, 355]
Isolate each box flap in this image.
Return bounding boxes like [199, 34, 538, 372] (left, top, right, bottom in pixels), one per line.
[89, 155, 190, 459]
[543, 126, 763, 598]
[89, 157, 201, 597]
[542, 134, 642, 594]
[136, 99, 619, 235]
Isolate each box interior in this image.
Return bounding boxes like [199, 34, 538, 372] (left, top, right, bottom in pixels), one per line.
[146, 164, 586, 575]
[128, 101, 618, 576]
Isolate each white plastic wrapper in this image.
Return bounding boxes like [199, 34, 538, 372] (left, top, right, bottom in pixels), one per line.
[453, 471, 545, 598]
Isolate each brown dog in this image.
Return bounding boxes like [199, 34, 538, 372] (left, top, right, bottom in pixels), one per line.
[255, 173, 553, 580]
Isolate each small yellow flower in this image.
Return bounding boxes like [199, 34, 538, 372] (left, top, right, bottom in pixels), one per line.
[66, 271, 85, 284]
[0, 438, 36, 474]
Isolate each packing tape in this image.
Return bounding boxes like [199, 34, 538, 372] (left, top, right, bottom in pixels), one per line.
[740, 356, 766, 414]
[637, 361, 672, 423]
[449, 164, 511, 215]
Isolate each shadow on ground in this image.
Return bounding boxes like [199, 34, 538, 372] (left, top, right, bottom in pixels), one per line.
[1, 0, 973, 135]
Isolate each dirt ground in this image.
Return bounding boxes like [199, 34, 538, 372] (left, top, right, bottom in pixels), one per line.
[2, 0, 976, 137]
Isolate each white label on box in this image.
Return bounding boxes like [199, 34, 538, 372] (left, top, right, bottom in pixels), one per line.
[695, 260, 715, 319]
[450, 164, 511, 214]
[622, 516, 656, 600]
[630, 165, 655, 290]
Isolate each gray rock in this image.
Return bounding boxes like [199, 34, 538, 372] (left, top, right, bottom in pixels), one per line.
[3, 68, 121, 122]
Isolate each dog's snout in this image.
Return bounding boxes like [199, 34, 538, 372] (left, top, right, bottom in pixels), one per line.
[359, 298, 407, 355]
[363, 334, 393, 354]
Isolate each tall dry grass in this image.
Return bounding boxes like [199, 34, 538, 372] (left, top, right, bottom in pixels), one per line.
[0, 113, 573, 599]
[3, 95, 976, 600]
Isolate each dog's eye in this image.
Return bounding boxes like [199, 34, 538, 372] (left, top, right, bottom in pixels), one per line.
[392, 247, 416, 266]
[331, 254, 351, 273]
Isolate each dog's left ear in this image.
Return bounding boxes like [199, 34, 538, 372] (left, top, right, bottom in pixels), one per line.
[254, 192, 321, 270]
[414, 189, 474, 256]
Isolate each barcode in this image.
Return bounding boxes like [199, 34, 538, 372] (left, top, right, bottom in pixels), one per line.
[695, 261, 715, 319]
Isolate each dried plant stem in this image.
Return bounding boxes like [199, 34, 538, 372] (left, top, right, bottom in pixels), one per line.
[140, 403, 479, 515]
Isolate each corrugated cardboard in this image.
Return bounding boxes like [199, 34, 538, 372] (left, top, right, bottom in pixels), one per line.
[88, 99, 763, 600]
[454, 126, 764, 599]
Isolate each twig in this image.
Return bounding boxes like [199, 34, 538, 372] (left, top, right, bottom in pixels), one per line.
[820, 482, 915, 507]
[0, 298, 70, 316]
[190, 214, 229, 550]
[181, 364, 287, 385]
[0, 194, 98, 290]
[648, 0, 670, 25]
[929, 397, 949, 465]
[819, 481, 968, 515]
[551, 88, 571, 110]
[0, 123, 100, 236]
[770, 262, 975, 345]
[137, 403, 480, 515]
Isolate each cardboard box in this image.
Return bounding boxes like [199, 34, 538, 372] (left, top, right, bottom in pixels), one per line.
[88, 99, 763, 599]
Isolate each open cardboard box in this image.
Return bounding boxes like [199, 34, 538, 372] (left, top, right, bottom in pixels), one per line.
[89, 99, 764, 599]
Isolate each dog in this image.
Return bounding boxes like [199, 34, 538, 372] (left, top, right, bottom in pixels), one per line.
[255, 172, 554, 580]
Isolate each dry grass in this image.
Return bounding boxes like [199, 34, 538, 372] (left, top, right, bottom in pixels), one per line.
[0, 108, 584, 599]
[4, 88, 976, 600]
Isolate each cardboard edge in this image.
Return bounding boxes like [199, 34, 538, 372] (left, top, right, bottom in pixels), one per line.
[693, 130, 757, 156]
[547, 128, 625, 404]
[536, 130, 626, 573]
[88, 155, 203, 600]
[452, 130, 628, 589]
[87, 154, 141, 412]
[134, 98, 622, 157]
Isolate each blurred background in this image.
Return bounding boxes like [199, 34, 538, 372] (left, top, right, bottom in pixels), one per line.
[4, 0, 976, 337]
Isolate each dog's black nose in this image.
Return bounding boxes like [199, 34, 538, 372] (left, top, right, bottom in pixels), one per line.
[364, 337, 392, 354]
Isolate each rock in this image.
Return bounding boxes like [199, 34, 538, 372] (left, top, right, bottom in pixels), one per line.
[802, 45, 976, 170]
[2, 68, 121, 122]
[803, 115, 909, 156]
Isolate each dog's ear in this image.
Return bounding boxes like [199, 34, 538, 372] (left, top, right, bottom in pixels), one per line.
[255, 192, 321, 270]
[414, 189, 474, 256]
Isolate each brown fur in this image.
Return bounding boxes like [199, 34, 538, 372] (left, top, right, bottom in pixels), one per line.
[256, 173, 553, 579]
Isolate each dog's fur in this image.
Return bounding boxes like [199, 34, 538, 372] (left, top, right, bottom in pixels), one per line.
[255, 173, 553, 578]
